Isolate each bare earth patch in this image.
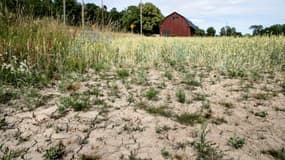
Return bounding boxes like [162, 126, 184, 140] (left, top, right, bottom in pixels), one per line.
[0, 67, 284, 160]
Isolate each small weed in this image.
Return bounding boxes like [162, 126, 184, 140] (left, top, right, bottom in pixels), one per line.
[211, 117, 227, 125]
[80, 154, 101, 160]
[193, 93, 207, 101]
[228, 136, 246, 149]
[60, 94, 90, 111]
[145, 105, 173, 118]
[261, 147, 285, 160]
[0, 144, 18, 160]
[43, 143, 65, 160]
[145, 88, 159, 100]
[164, 71, 173, 80]
[176, 113, 205, 126]
[254, 111, 268, 118]
[275, 107, 285, 112]
[176, 89, 186, 103]
[135, 69, 148, 85]
[155, 125, 171, 134]
[161, 148, 172, 159]
[220, 102, 234, 109]
[0, 89, 18, 104]
[193, 125, 224, 160]
[182, 73, 201, 87]
[0, 118, 8, 130]
[252, 93, 271, 100]
[117, 69, 129, 79]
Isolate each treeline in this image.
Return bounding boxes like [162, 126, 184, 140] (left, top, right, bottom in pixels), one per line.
[195, 26, 242, 37]
[0, 0, 164, 34]
[195, 24, 285, 37]
[250, 24, 285, 36]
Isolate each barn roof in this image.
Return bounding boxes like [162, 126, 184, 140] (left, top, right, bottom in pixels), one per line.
[161, 12, 198, 30]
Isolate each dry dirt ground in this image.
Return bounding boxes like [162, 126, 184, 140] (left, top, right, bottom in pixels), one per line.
[0, 67, 284, 160]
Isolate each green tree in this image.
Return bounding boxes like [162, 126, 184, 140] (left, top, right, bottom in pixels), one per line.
[121, 2, 164, 34]
[121, 5, 140, 32]
[194, 28, 205, 36]
[141, 2, 164, 34]
[220, 26, 239, 36]
[206, 27, 216, 36]
[249, 25, 263, 36]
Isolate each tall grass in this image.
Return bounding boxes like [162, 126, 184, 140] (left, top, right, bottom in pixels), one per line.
[1, 15, 285, 87]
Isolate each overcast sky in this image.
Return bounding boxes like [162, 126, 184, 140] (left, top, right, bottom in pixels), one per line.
[82, 0, 285, 34]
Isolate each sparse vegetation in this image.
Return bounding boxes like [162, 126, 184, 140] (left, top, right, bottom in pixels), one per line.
[228, 136, 246, 149]
[43, 143, 65, 160]
[145, 88, 159, 100]
[176, 113, 206, 126]
[261, 147, 285, 160]
[164, 71, 173, 80]
[176, 89, 186, 103]
[117, 69, 129, 79]
[60, 94, 91, 111]
[192, 125, 224, 160]
[254, 111, 268, 118]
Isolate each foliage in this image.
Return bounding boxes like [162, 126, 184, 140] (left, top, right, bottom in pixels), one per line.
[60, 94, 90, 111]
[176, 113, 205, 126]
[193, 125, 224, 160]
[176, 89, 186, 103]
[43, 143, 65, 160]
[250, 24, 285, 36]
[220, 26, 242, 36]
[145, 88, 159, 100]
[261, 147, 285, 160]
[228, 136, 246, 149]
[206, 27, 216, 36]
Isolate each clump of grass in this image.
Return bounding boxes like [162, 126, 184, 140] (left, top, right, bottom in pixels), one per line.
[164, 71, 173, 80]
[43, 143, 65, 160]
[145, 105, 173, 118]
[261, 147, 285, 160]
[193, 125, 224, 160]
[161, 148, 172, 159]
[80, 154, 101, 160]
[252, 93, 271, 100]
[228, 136, 246, 149]
[254, 111, 268, 118]
[0, 89, 18, 104]
[60, 94, 90, 111]
[0, 144, 18, 160]
[145, 88, 159, 100]
[219, 102, 234, 109]
[211, 117, 227, 125]
[193, 93, 207, 101]
[176, 89, 186, 103]
[0, 118, 8, 130]
[117, 69, 129, 79]
[182, 73, 201, 87]
[176, 113, 205, 126]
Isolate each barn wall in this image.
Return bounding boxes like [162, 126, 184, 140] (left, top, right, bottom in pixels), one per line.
[160, 13, 193, 37]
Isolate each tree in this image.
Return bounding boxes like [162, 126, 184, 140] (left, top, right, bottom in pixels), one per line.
[249, 25, 263, 36]
[206, 27, 216, 36]
[220, 26, 239, 36]
[141, 2, 164, 34]
[121, 2, 163, 34]
[121, 5, 140, 32]
[194, 28, 205, 36]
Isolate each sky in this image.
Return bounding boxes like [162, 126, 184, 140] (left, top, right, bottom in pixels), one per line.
[81, 0, 285, 34]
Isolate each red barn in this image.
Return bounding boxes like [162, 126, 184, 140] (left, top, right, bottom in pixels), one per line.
[160, 12, 197, 37]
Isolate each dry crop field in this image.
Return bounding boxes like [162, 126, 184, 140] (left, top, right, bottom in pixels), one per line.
[0, 19, 285, 160]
